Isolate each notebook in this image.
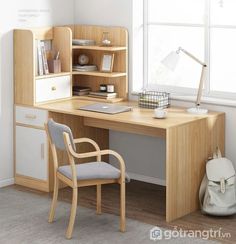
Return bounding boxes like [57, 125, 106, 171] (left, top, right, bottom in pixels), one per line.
[78, 103, 132, 114]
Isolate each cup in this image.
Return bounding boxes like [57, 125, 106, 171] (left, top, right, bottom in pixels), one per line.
[154, 108, 167, 118]
[107, 84, 115, 93]
[100, 84, 107, 92]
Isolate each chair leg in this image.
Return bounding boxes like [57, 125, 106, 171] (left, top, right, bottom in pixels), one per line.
[96, 184, 102, 214]
[48, 177, 59, 223]
[120, 181, 126, 232]
[66, 188, 78, 239]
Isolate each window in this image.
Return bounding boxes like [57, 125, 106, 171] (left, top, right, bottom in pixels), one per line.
[134, 0, 236, 99]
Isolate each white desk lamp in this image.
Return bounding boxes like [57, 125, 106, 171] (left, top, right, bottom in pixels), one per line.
[161, 47, 208, 114]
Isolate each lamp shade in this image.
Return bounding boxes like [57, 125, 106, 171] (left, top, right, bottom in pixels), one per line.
[161, 51, 180, 71]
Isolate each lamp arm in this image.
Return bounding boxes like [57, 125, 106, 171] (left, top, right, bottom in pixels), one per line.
[177, 47, 207, 107]
[178, 47, 206, 66]
[196, 64, 207, 107]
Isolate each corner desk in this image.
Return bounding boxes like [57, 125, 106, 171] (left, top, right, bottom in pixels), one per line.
[33, 98, 225, 222]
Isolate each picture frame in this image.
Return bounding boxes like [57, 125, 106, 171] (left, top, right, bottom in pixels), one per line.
[100, 53, 114, 72]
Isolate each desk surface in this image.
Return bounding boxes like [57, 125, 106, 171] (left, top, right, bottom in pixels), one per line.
[36, 99, 224, 129]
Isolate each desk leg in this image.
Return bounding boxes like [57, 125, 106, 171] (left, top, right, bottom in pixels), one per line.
[166, 119, 207, 222]
[165, 114, 225, 222]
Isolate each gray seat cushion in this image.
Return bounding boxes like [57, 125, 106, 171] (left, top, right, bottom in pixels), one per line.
[58, 162, 121, 181]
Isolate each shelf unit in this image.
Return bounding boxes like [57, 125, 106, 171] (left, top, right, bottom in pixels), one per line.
[14, 25, 128, 105]
[14, 27, 72, 106]
[71, 25, 128, 102]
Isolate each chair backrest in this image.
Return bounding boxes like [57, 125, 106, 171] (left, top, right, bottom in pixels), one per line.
[47, 119, 76, 151]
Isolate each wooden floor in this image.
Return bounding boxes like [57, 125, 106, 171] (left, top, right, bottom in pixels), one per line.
[13, 180, 236, 243]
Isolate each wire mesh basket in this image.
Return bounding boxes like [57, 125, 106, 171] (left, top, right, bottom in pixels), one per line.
[138, 91, 170, 109]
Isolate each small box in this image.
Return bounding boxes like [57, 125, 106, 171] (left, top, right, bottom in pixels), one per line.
[48, 59, 61, 73]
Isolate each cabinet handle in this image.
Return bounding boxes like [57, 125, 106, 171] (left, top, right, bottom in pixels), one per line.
[41, 143, 45, 160]
[25, 114, 37, 119]
[51, 86, 57, 91]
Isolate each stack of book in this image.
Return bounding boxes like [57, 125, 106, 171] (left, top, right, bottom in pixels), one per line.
[88, 91, 117, 99]
[36, 40, 49, 76]
[73, 65, 97, 72]
[73, 86, 91, 96]
[72, 39, 96, 46]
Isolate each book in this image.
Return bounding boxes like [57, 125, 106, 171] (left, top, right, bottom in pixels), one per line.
[37, 40, 44, 76]
[89, 91, 117, 98]
[73, 91, 90, 96]
[73, 86, 91, 96]
[40, 41, 49, 75]
[73, 86, 91, 92]
[72, 65, 97, 72]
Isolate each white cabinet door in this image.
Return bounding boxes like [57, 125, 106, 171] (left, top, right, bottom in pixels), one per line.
[16, 126, 48, 180]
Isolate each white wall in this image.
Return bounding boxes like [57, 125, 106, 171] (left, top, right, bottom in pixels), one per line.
[75, 0, 236, 184]
[0, 0, 74, 187]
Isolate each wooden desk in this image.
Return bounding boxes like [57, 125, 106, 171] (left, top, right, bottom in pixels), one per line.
[37, 99, 225, 222]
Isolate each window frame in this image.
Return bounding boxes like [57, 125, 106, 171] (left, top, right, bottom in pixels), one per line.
[135, 0, 236, 100]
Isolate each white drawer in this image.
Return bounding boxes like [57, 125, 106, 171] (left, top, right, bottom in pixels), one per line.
[35, 75, 71, 103]
[15, 106, 48, 127]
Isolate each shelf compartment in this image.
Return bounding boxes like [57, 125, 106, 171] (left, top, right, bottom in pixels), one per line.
[35, 72, 71, 80]
[72, 71, 127, 78]
[72, 45, 127, 51]
[72, 95, 124, 103]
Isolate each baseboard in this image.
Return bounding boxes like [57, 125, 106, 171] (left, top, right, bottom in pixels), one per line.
[0, 178, 15, 188]
[127, 172, 166, 186]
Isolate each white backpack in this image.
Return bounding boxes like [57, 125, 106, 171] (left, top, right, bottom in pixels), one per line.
[199, 148, 236, 216]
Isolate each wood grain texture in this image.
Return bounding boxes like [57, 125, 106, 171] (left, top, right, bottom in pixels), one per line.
[166, 114, 225, 222]
[36, 99, 224, 130]
[72, 25, 128, 101]
[84, 117, 166, 138]
[53, 27, 72, 73]
[15, 174, 49, 192]
[73, 25, 128, 46]
[14, 29, 34, 105]
[31, 27, 53, 40]
[72, 45, 127, 51]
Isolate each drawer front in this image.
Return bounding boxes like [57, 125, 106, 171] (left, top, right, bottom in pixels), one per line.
[16, 126, 48, 181]
[35, 75, 71, 103]
[15, 106, 48, 127]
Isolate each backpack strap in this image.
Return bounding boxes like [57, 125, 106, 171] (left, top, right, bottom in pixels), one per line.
[199, 174, 208, 209]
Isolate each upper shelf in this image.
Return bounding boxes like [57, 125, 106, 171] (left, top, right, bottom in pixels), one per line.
[72, 71, 127, 78]
[72, 45, 127, 51]
[35, 72, 71, 80]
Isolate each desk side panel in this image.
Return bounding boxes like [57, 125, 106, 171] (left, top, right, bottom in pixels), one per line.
[166, 113, 225, 222]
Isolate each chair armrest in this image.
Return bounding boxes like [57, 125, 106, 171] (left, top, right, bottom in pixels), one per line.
[73, 138, 100, 152]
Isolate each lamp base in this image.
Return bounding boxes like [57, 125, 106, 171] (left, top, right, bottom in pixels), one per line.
[187, 107, 208, 115]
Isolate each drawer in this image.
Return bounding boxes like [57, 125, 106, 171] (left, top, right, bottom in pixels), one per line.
[15, 106, 48, 127]
[35, 75, 71, 103]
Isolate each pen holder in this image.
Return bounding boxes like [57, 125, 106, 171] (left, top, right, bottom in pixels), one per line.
[48, 59, 61, 73]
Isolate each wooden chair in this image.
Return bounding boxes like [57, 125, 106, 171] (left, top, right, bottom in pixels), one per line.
[45, 119, 128, 239]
